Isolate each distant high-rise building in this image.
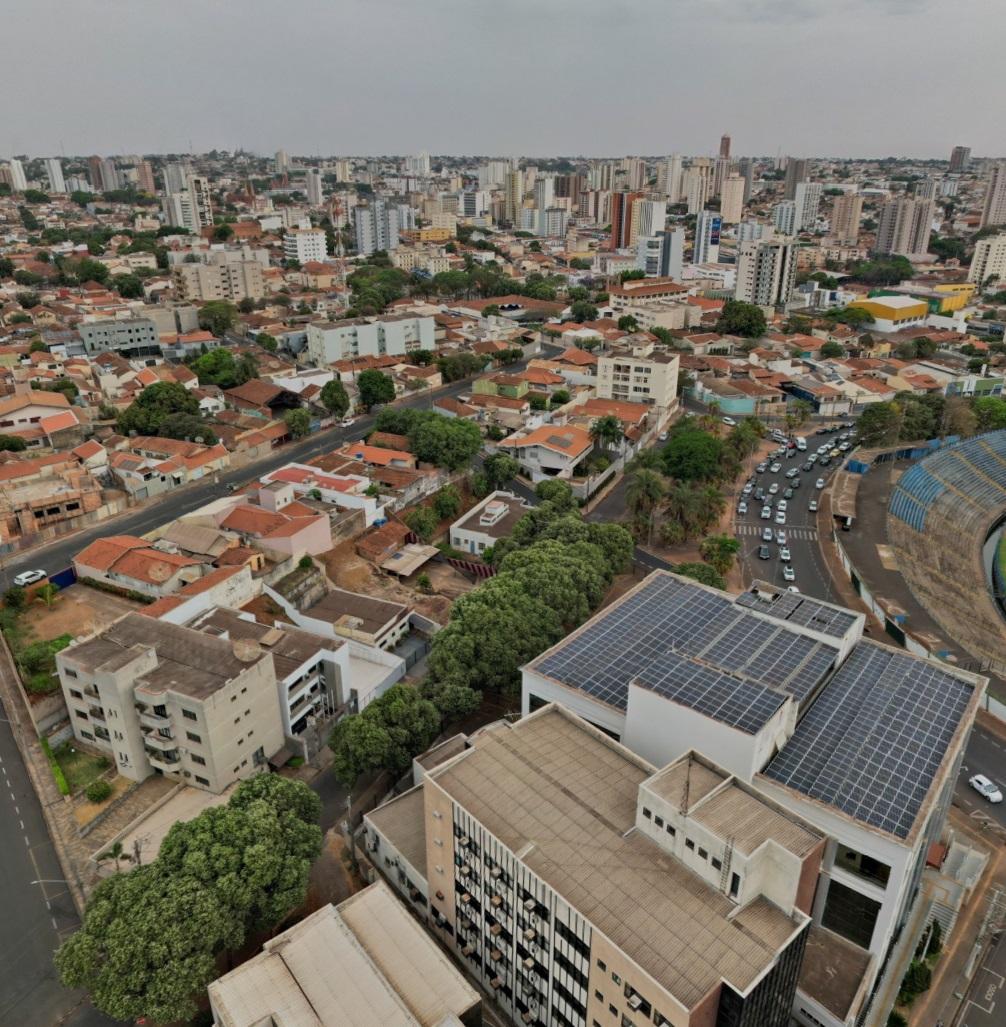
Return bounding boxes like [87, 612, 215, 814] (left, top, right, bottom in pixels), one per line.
[162, 174, 213, 233]
[533, 174, 555, 217]
[874, 196, 935, 256]
[772, 200, 798, 236]
[636, 228, 684, 278]
[980, 161, 1006, 228]
[274, 149, 289, 173]
[621, 156, 647, 191]
[738, 158, 754, 203]
[719, 134, 731, 159]
[794, 181, 823, 232]
[784, 158, 809, 200]
[914, 178, 939, 201]
[694, 210, 723, 264]
[662, 154, 683, 203]
[712, 155, 731, 197]
[553, 173, 582, 207]
[8, 159, 27, 192]
[101, 158, 121, 192]
[949, 145, 971, 173]
[305, 168, 323, 206]
[284, 227, 328, 265]
[736, 220, 768, 244]
[332, 159, 352, 183]
[633, 199, 667, 242]
[477, 160, 510, 189]
[457, 190, 491, 218]
[503, 169, 522, 225]
[683, 169, 708, 215]
[87, 155, 104, 191]
[830, 193, 863, 245]
[135, 160, 155, 195]
[44, 158, 66, 194]
[405, 151, 431, 176]
[969, 233, 1006, 284]
[353, 198, 400, 256]
[720, 174, 745, 224]
[609, 191, 642, 249]
[538, 207, 569, 238]
[735, 238, 797, 306]
[164, 161, 191, 195]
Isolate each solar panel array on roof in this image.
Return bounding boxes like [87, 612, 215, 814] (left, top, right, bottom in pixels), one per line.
[735, 588, 859, 639]
[533, 573, 839, 727]
[762, 642, 975, 838]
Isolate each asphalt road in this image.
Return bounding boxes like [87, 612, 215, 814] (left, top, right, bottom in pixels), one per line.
[958, 925, 1006, 1027]
[0, 693, 119, 1026]
[734, 430, 848, 601]
[957, 723, 1006, 838]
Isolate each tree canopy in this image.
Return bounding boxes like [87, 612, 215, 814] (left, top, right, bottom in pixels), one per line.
[117, 381, 201, 437]
[715, 300, 767, 339]
[320, 378, 350, 417]
[197, 300, 238, 337]
[357, 369, 396, 410]
[372, 408, 481, 469]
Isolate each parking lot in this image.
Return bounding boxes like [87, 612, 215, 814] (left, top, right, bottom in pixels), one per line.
[734, 423, 856, 600]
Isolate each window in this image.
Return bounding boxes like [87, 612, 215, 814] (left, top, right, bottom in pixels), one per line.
[698, 848, 708, 860]
[190, 754, 206, 766]
[685, 838, 695, 851]
[594, 990, 604, 1002]
[611, 972, 622, 985]
[182, 709, 197, 721]
[186, 731, 201, 744]
[609, 1006, 618, 1017]
[665, 823, 675, 837]
[712, 857, 722, 871]
[642, 807, 652, 820]
[597, 959, 607, 972]
[195, 775, 210, 786]
[65, 669, 78, 679]
[654, 815, 664, 828]
[730, 872, 740, 898]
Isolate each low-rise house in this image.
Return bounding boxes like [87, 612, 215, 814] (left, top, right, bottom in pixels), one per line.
[74, 534, 205, 597]
[0, 389, 78, 447]
[499, 423, 593, 482]
[291, 587, 412, 650]
[261, 462, 382, 526]
[223, 378, 301, 419]
[336, 442, 418, 471]
[217, 490, 332, 559]
[450, 490, 532, 556]
[140, 565, 259, 624]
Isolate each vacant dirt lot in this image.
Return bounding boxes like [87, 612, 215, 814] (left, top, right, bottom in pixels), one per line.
[21, 584, 143, 645]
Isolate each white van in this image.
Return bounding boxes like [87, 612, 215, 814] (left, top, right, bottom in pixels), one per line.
[795, 436, 807, 451]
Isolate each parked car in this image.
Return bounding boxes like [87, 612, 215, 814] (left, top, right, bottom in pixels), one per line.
[12, 569, 46, 587]
[758, 545, 772, 560]
[754, 488, 765, 501]
[785, 467, 799, 479]
[340, 417, 355, 428]
[756, 462, 768, 474]
[774, 511, 787, 525]
[839, 442, 851, 452]
[742, 483, 754, 495]
[659, 431, 669, 442]
[783, 565, 796, 582]
[787, 586, 801, 593]
[819, 456, 831, 466]
[791, 477, 801, 489]
[768, 482, 779, 495]
[969, 774, 1004, 803]
[737, 501, 748, 515]
[777, 500, 788, 512]
[762, 526, 774, 541]
[815, 478, 826, 489]
[775, 530, 787, 544]
[802, 461, 814, 472]
[770, 462, 782, 473]
[808, 499, 818, 512]
[783, 487, 794, 499]
[722, 417, 738, 426]
[779, 547, 791, 562]
[761, 505, 772, 519]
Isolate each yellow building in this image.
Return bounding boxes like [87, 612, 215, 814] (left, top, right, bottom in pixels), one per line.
[847, 296, 929, 332]
[932, 283, 976, 312]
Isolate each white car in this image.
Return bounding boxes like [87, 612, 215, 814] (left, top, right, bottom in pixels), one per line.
[658, 431, 669, 442]
[839, 442, 851, 452]
[761, 526, 774, 541]
[783, 565, 796, 582]
[722, 417, 737, 426]
[969, 774, 1003, 803]
[777, 500, 788, 512]
[12, 569, 46, 587]
[808, 499, 818, 512]
[737, 501, 748, 515]
[742, 483, 753, 495]
[774, 510, 786, 525]
[768, 483, 779, 495]
[775, 529, 787, 545]
[761, 505, 772, 520]
[787, 586, 801, 593]
[770, 462, 782, 473]
[779, 547, 791, 561]
[815, 478, 826, 489]
[340, 417, 355, 428]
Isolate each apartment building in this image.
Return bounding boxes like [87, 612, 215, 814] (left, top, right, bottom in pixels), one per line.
[734, 238, 797, 307]
[306, 314, 435, 364]
[968, 232, 1006, 284]
[208, 881, 481, 1027]
[44, 157, 66, 194]
[596, 339, 680, 410]
[609, 276, 688, 312]
[829, 194, 863, 245]
[635, 228, 684, 279]
[519, 571, 983, 1027]
[794, 182, 823, 232]
[354, 198, 401, 255]
[172, 259, 264, 302]
[392, 246, 452, 275]
[162, 175, 213, 233]
[773, 201, 798, 237]
[608, 191, 643, 250]
[873, 197, 935, 257]
[284, 227, 328, 264]
[693, 211, 722, 264]
[366, 704, 820, 1027]
[78, 317, 160, 357]
[720, 173, 745, 224]
[949, 145, 971, 173]
[980, 161, 1006, 228]
[56, 614, 285, 793]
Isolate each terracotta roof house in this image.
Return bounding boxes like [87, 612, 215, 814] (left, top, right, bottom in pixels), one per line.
[74, 535, 205, 598]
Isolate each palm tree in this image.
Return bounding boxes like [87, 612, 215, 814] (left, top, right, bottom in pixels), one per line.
[97, 841, 131, 874]
[699, 535, 741, 576]
[590, 415, 624, 454]
[626, 469, 665, 547]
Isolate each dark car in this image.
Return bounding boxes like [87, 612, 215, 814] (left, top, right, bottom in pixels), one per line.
[758, 545, 772, 560]
[791, 477, 801, 489]
[802, 461, 813, 471]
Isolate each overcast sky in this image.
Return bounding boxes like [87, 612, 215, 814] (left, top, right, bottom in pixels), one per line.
[5, 0, 1000, 160]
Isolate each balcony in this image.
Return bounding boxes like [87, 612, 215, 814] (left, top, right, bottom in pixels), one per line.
[145, 748, 181, 771]
[143, 731, 176, 752]
[84, 685, 99, 699]
[88, 707, 105, 722]
[139, 710, 171, 731]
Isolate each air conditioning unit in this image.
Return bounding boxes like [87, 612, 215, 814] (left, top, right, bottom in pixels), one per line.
[627, 994, 643, 1011]
[523, 898, 535, 911]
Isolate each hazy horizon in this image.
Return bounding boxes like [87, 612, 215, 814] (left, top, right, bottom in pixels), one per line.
[4, 0, 1001, 159]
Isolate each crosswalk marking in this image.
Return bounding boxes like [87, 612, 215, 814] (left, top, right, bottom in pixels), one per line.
[736, 524, 818, 540]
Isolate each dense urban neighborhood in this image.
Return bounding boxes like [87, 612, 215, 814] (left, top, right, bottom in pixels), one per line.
[4, 15, 1006, 1027]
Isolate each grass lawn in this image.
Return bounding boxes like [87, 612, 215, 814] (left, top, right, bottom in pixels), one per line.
[53, 744, 110, 795]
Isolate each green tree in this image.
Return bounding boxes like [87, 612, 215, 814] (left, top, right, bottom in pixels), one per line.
[590, 414, 624, 453]
[715, 300, 767, 338]
[432, 485, 461, 521]
[675, 562, 727, 590]
[410, 415, 481, 470]
[197, 300, 238, 336]
[405, 506, 438, 541]
[626, 469, 665, 545]
[551, 388, 570, 405]
[482, 453, 520, 490]
[973, 396, 1006, 432]
[284, 408, 311, 438]
[329, 684, 441, 785]
[320, 378, 350, 417]
[118, 381, 199, 436]
[0, 435, 27, 452]
[23, 188, 49, 204]
[36, 583, 60, 608]
[699, 535, 740, 576]
[661, 428, 727, 482]
[111, 274, 144, 299]
[256, 332, 278, 353]
[212, 223, 234, 241]
[156, 412, 218, 445]
[4, 585, 26, 611]
[15, 290, 40, 309]
[569, 300, 599, 323]
[617, 315, 639, 332]
[820, 340, 845, 358]
[534, 479, 578, 511]
[357, 369, 396, 411]
[855, 402, 902, 446]
[190, 348, 241, 388]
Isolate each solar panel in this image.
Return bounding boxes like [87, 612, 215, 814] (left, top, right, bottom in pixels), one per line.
[735, 588, 858, 639]
[762, 642, 975, 838]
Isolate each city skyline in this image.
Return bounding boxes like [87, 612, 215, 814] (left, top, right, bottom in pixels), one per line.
[4, 0, 1003, 158]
